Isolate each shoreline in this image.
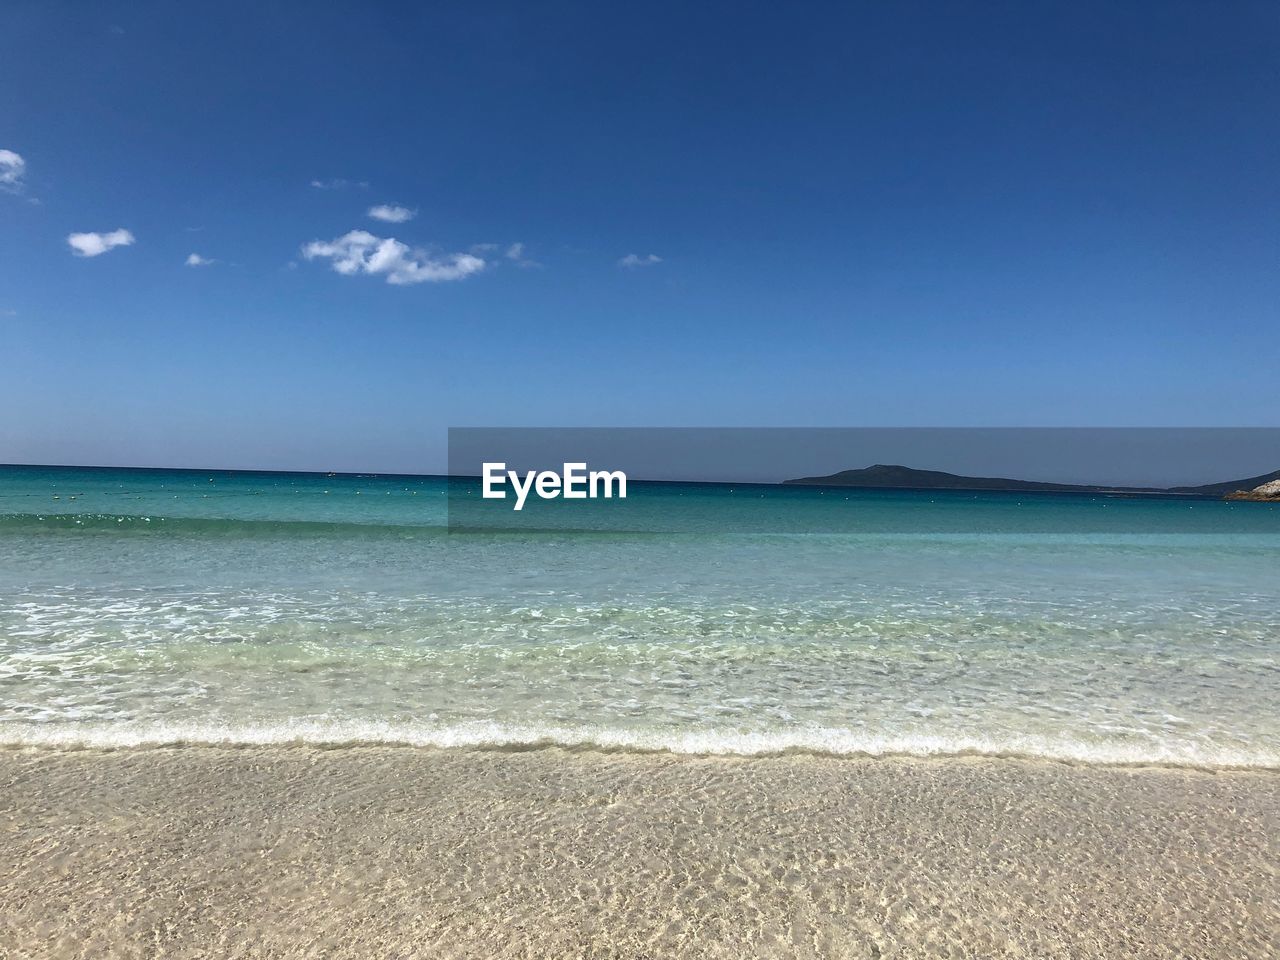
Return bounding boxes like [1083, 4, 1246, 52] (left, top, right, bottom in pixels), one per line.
[2, 736, 1278, 773]
[3, 747, 1276, 958]
[2, 713, 1276, 770]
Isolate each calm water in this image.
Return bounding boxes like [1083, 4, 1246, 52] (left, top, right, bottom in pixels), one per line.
[2, 464, 1278, 766]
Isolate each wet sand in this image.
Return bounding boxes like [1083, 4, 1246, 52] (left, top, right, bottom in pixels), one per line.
[1, 747, 1276, 959]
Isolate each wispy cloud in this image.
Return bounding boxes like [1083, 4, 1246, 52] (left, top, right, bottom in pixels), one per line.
[504, 242, 542, 268]
[469, 242, 541, 267]
[67, 229, 135, 257]
[302, 230, 485, 285]
[367, 204, 416, 224]
[0, 149, 26, 194]
[185, 252, 216, 267]
[618, 253, 662, 268]
[310, 178, 369, 190]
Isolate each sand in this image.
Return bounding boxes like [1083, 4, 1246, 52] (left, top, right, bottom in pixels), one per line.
[0, 747, 1276, 959]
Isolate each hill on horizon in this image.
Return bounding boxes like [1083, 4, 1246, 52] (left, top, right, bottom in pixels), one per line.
[783, 463, 1280, 495]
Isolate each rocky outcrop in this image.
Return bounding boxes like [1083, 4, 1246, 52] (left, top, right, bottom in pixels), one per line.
[1225, 479, 1280, 502]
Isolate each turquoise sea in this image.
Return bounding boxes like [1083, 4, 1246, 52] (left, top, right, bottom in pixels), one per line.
[2, 464, 1278, 766]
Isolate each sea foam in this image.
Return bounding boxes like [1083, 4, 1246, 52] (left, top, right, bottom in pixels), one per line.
[2, 720, 1276, 769]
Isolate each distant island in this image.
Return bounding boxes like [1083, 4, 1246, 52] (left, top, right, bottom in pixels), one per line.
[784, 463, 1280, 499]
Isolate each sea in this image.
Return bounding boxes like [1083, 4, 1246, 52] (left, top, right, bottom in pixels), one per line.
[2, 464, 1278, 767]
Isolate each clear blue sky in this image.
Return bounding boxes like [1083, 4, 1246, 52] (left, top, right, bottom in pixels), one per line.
[2, 1, 1277, 472]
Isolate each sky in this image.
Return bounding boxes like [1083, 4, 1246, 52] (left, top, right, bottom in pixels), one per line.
[1, 1, 1278, 473]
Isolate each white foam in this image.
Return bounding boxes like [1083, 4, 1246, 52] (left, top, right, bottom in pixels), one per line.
[1, 720, 1275, 770]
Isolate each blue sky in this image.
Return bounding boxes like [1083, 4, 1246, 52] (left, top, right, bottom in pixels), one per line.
[2, 1, 1278, 472]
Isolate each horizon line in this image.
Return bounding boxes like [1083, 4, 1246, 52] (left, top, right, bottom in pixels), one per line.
[1, 460, 1266, 496]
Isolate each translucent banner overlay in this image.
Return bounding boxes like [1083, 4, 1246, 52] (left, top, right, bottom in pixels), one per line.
[446, 428, 1280, 534]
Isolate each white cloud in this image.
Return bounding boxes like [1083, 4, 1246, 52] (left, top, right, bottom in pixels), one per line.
[618, 253, 662, 268]
[504, 242, 541, 268]
[0, 149, 26, 192]
[368, 203, 416, 224]
[185, 253, 216, 267]
[310, 178, 368, 190]
[67, 229, 136, 257]
[302, 230, 485, 285]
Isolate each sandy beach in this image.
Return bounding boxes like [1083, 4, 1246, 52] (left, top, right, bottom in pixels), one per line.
[1, 747, 1276, 959]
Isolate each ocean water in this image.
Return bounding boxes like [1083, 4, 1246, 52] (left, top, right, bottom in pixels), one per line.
[1, 464, 1278, 767]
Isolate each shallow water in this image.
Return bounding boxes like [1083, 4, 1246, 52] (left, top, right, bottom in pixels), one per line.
[2, 465, 1278, 766]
